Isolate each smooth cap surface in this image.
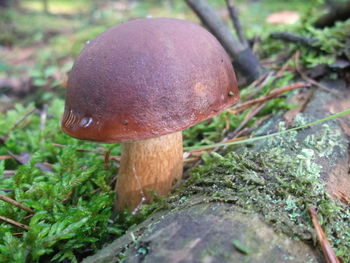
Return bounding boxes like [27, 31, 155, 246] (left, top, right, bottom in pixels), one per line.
[62, 18, 239, 142]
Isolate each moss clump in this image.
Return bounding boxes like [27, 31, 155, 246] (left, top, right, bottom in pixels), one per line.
[0, 100, 136, 262]
[169, 123, 350, 261]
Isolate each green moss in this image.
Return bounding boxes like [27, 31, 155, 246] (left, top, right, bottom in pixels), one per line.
[169, 121, 350, 261]
[0, 99, 127, 262]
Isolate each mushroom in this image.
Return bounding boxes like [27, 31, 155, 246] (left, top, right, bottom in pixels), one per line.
[61, 18, 239, 211]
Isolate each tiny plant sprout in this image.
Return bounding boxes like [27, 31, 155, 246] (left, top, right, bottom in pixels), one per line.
[61, 18, 239, 211]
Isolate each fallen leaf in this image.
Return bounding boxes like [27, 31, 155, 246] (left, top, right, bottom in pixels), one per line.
[266, 11, 300, 25]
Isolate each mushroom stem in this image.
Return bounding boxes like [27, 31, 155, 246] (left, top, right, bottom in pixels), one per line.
[115, 131, 183, 211]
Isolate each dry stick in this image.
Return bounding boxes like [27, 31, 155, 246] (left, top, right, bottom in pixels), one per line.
[0, 216, 29, 230]
[3, 170, 16, 178]
[53, 144, 117, 167]
[229, 102, 267, 139]
[185, 0, 245, 55]
[294, 51, 340, 97]
[263, 65, 295, 70]
[283, 88, 316, 126]
[4, 107, 36, 136]
[270, 32, 317, 48]
[185, 0, 263, 83]
[229, 82, 309, 114]
[0, 193, 34, 214]
[259, 51, 298, 95]
[52, 143, 103, 155]
[308, 206, 340, 263]
[221, 112, 231, 136]
[225, 0, 247, 46]
[246, 53, 297, 99]
[183, 136, 248, 169]
[61, 190, 73, 203]
[333, 190, 350, 205]
[246, 72, 270, 90]
[244, 72, 275, 100]
[275, 52, 297, 78]
[226, 115, 272, 140]
[239, 114, 272, 137]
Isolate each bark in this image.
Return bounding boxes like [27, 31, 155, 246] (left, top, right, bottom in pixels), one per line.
[83, 80, 350, 263]
[314, 0, 350, 28]
[185, 0, 264, 85]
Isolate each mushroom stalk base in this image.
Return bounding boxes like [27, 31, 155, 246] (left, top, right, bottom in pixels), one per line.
[115, 131, 183, 211]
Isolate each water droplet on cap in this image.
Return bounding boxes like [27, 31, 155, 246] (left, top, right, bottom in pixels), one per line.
[80, 117, 93, 128]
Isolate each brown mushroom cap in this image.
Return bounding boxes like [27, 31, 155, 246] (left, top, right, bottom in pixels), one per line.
[61, 18, 239, 143]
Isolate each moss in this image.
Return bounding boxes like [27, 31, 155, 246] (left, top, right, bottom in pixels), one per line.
[167, 121, 350, 261]
[0, 99, 125, 262]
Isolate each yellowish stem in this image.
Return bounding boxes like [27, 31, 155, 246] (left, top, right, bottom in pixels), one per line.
[115, 131, 183, 211]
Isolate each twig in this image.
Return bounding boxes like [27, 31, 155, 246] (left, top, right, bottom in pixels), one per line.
[307, 206, 340, 263]
[270, 32, 317, 48]
[252, 52, 298, 99]
[275, 52, 297, 78]
[61, 190, 73, 203]
[184, 157, 201, 163]
[225, 0, 247, 46]
[3, 170, 16, 178]
[52, 143, 103, 155]
[0, 193, 34, 214]
[229, 82, 309, 114]
[283, 88, 316, 126]
[184, 136, 248, 169]
[0, 189, 12, 193]
[4, 107, 36, 136]
[7, 151, 31, 165]
[229, 102, 267, 138]
[294, 51, 340, 97]
[332, 190, 350, 205]
[184, 0, 263, 83]
[244, 72, 275, 100]
[245, 72, 270, 90]
[0, 215, 29, 231]
[226, 114, 272, 140]
[185, 0, 245, 54]
[0, 108, 35, 144]
[0, 155, 12, 160]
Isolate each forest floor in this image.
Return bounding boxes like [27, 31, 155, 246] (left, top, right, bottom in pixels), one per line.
[0, 0, 349, 262]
